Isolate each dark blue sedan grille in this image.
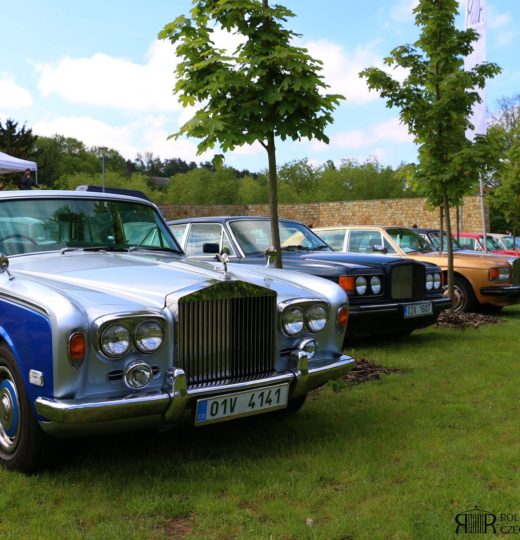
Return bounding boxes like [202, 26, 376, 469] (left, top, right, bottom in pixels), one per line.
[391, 263, 425, 300]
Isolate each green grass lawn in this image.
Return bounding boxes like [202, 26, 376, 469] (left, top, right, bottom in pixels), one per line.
[1, 307, 519, 539]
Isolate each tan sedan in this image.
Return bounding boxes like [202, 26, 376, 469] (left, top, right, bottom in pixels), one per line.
[314, 225, 520, 312]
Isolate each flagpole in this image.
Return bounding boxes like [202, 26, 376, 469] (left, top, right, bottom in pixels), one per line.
[464, 0, 488, 250]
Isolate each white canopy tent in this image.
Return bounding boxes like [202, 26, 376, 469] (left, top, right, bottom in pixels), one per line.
[0, 151, 38, 184]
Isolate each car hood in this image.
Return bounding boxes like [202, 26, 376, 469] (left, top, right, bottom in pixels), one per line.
[406, 250, 514, 268]
[8, 251, 343, 310]
[300, 251, 412, 267]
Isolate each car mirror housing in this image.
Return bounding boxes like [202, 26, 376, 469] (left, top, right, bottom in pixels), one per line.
[202, 242, 219, 254]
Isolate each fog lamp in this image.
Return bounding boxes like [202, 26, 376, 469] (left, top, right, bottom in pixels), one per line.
[123, 361, 154, 389]
[298, 338, 317, 360]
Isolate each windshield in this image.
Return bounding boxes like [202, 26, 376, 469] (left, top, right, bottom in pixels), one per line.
[501, 236, 520, 250]
[0, 197, 181, 256]
[386, 228, 434, 253]
[485, 236, 502, 251]
[229, 220, 331, 255]
[426, 231, 463, 251]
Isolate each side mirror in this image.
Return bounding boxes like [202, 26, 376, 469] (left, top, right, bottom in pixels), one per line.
[202, 242, 219, 254]
[372, 244, 387, 254]
[264, 246, 277, 267]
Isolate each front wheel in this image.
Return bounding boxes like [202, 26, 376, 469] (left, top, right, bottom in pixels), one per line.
[445, 275, 477, 312]
[0, 344, 48, 473]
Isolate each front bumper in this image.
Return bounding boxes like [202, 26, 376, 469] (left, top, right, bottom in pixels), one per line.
[480, 284, 520, 297]
[347, 296, 451, 336]
[35, 352, 354, 436]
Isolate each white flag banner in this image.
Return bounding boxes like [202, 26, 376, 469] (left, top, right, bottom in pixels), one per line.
[464, 0, 487, 139]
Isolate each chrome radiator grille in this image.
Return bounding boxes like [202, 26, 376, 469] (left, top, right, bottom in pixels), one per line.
[176, 282, 277, 388]
[391, 263, 425, 300]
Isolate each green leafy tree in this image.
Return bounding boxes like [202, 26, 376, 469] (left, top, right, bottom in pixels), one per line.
[486, 95, 520, 233]
[159, 0, 343, 267]
[0, 118, 38, 159]
[165, 166, 242, 204]
[277, 158, 319, 203]
[359, 0, 500, 305]
[34, 136, 128, 188]
[488, 135, 520, 236]
[0, 119, 38, 187]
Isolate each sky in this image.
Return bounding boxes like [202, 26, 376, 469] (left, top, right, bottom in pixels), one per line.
[1, 0, 519, 173]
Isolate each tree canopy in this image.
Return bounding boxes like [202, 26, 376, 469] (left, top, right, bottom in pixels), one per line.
[159, 0, 343, 267]
[359, 0, 500, 306]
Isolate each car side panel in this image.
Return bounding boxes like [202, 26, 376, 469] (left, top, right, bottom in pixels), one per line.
[0, 298, 53, 412]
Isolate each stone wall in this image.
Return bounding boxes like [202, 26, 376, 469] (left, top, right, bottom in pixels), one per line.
[160, 195, 484, 231]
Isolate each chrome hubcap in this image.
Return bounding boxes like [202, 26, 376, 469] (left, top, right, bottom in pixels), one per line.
[443, 286, 464, 312]
[0, 368, 21, 454]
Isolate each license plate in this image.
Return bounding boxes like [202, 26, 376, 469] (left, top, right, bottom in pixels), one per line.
[195, 384, 289, 425]
[404, 301, 433, 318]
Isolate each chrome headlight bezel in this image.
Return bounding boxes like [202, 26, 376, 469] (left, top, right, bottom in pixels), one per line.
[282, 306, 305, 336]
[425, 273, 434, 290]
[95, 314, 167, 359]
[370, 275, 382, 295]
[100, 323, 131, 358]
[306, 304, 328, 333]
[355, 276, 368, 295]
[279, 300, 330, 337]
[135, 320, 164, 354]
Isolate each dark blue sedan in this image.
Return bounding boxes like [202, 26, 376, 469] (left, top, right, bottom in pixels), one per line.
[168, 216, 450, 338]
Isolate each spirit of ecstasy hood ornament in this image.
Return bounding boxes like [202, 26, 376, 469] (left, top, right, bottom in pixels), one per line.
[216, 249, 231, 280]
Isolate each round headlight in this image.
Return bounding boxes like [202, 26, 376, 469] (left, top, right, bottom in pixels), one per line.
[425, 273, 433, 290]
[355, 276, 367, 295]
[433, 272, 442, 289]
[100, 324, 131, 357]
[370, 276, 382, 295]
[306, 304, 328, 333]
[283, 307, 304, 336]
[135, 320, 164, 353]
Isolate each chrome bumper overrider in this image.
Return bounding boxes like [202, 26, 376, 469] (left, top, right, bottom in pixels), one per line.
[35, 353, 354, 428]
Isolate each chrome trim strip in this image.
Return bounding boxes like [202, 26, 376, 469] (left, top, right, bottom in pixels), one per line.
[0, 292, 49, 317]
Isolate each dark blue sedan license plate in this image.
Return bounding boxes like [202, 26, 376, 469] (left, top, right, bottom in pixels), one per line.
[403, 301, 433, 318]
[195, 384, 289, 425]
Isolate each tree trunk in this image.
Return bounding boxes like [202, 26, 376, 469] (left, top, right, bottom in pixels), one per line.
[443, 189, 455, 310]
[439, 206, 444, 252]
[266, 133, 283, 268]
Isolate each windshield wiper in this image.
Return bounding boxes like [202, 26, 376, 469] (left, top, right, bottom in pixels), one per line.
[282, 245, 311, 251]
[128, 245, 182, 254]
[61, 246, 131, 254]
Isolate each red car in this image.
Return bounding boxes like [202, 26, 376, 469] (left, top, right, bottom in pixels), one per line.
[455, 232, 520, 257]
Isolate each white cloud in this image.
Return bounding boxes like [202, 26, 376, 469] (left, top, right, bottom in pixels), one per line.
[36, 40, 181, 112]
[305, 39, 408, 105]
[305, 40, 382, 104]
[33, 113, 216, 163]
[0, 73, 33, 110]
[390, 0, 419, 23]
[371, 117, 412, 143]
[309, 117, 412, 155]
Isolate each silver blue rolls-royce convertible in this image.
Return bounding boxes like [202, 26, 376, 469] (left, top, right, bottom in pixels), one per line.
[0, 189, 353, 472]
